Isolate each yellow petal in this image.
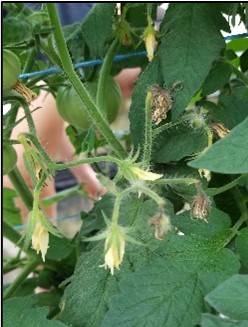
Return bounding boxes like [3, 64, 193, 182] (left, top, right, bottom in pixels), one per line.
[145, 33, 156, 62]
[103, 225, 125, 275]
[131, 167, 163, 181]
[32, 222, 49, 262]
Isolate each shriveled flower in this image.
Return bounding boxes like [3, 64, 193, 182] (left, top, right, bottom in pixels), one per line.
[13, 81, 37, 103]
[143, 23, 157, 62]
[131, 166, 163, 181]
[103, 222, 126, 275]
[211, 122, 230, 139]
[191, 191, 211, 222]
[149, 212, 172, 240]
[150, 85, 173, 125]
[32, 221, 49, 261]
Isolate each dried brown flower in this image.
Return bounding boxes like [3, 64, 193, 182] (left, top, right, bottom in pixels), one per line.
[150, 85, 173, 125]
[211, 122, 230, 139]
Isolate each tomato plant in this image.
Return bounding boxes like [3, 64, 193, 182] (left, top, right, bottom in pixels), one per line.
[2, 3, 248, 327]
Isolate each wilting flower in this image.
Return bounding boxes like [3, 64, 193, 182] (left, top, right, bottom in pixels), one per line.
[191, 191, 211, 222]
[143, 22, 157, 62]
[131, 166, 163, 181]
[211, 122, 230, 139]
[102, 222, 126, 275]
[32, 221, 49, 261]
[149, 212, 172, 240]
[13, 81, 37, 103]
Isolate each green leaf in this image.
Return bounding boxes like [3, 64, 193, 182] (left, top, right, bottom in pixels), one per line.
[159, 4, 225, 119]
[201, 61, 233, 96]
[3, 188, 22, 226]
[209, 86, 248, 129]
[201, 313, 248, 327]
[236, 228, 248, 269]
[205, 274, 248, 321]
[80, 4, 115, 58]
[59, 243, 119, 327]
[3, 16, 32, 45]
[45, 235, 75, 262]
[102, 235, 240, 327]
[152, 124, 208, 163]
[3, 296, 67, 327]
[188, 117, 248, 174]
[226, 38, 248, 53]
[60, 198, 160, 327]
[173, 207, 231, 237]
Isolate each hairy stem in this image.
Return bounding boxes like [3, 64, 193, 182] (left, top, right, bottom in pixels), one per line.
[142, 91, 153, 168]
[47, 4, 126, 158]
[51, 155, 120, 171]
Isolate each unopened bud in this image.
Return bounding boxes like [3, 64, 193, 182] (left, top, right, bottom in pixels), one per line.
[143, 23, 157, 62]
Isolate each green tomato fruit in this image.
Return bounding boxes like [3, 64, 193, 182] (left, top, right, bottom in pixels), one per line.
[3, 49, 21, 93]
[3, 144, 17, 175]
[56, 77, 121, 130]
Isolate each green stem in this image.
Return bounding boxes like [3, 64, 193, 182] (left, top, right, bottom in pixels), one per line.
[112, 194, 122, 224]
[232, 187, 248, 220]
[142, 91, 153, 168]
[224, 187, 248, 245]
[153, 120, 183, 137]
[51, 155, 120, 171]
[8, 168, 33, 210]
[26, 133, 54, 167]
[42, 185, 83, 207]
[96, 39, 119, 108]
[4, 103, 19, 139]
[21, 100, 36, 135]
[121, 184, 165, 208]
[47, 4, 127, 159]
[207, 175, 243, 196]
[3, 258, 26, 274]
[3, 258, 39, 300]
[22, 47, 37, 74]
[146, 3, 153, 21]
[3, 221, 35, 257]
[232, 66, 248, 85]
[152, 177, 199, 186]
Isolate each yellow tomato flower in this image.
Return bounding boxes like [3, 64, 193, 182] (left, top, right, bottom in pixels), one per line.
[143, 24, 157, 62]
[131, 166, 163, 181]
[103, 223, 126, 275]
[32, 221, 49, 261]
